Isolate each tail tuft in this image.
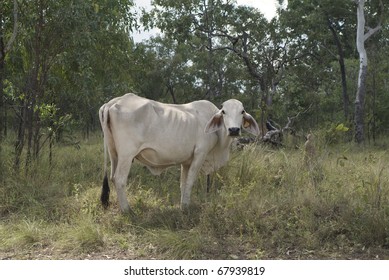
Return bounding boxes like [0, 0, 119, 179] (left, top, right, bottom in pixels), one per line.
[101, 174, 110, 209]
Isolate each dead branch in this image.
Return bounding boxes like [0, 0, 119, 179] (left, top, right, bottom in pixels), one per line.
[262, 104, 313, 146]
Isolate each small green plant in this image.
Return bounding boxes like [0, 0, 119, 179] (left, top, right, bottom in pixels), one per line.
[323, 122, 350, 144]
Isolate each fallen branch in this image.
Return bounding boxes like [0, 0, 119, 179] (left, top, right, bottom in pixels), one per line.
[262, 105, 312, 146]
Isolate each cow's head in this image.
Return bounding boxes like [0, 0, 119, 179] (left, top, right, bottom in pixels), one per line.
[205, 99, 260, 137]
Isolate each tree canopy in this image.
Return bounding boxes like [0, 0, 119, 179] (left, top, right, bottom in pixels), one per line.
[1, 0, 389, 167]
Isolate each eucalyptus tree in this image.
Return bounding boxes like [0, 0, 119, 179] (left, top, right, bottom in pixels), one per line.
[279, 0, 356, 122]
[143, 0, 240, 101]
[211, 6, 290, 124]
[5, 0, 136, 168]
[130, 42, 166, 101]
[0, 0, 18, 140]
[280, 0, 388, 141]
[131, 36, 198, 103]
[366, 23, 389, 142]
[144, 0, 289, 133]
[354, 0, 384, 143]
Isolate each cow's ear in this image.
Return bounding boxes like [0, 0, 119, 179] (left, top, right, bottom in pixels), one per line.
[242, 113, 260, 136]
[205, 111, 223, 134]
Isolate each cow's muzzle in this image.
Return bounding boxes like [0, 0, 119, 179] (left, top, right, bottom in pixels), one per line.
[228, 127, 241, 136]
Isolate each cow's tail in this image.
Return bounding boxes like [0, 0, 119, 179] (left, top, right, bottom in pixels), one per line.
[100, 105, 110, 209]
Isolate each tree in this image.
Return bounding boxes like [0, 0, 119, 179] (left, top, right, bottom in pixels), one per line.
[5, 0, 136, 169]
[145, 1, 289, 133]
[144, 0, 238, 102]
[354, 0, 383, 143]
[0, 0, 18, 140]
[210, 6, 288, 129]
[366, 26, 389, 142]
[279, 0, 356, 122]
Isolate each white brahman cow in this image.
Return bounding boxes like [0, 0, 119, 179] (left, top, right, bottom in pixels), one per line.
[99, 93, 259, 213]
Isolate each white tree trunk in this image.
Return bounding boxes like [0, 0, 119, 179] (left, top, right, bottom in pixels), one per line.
[354, 0, 381, 143]
[354, 0, 367, 143]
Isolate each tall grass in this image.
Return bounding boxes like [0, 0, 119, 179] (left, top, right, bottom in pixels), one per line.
[1, 134, 389, 259]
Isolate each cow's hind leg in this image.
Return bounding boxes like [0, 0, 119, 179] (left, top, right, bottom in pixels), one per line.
[113, 155, 133, 213]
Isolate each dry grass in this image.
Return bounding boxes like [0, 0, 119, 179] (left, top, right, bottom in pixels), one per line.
[1, 134, 389, 259]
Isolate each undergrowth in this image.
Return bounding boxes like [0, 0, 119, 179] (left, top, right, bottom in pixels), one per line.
[1, 135, 389, 259]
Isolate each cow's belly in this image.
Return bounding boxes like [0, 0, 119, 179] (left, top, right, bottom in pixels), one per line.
[135, 147, 193, 169]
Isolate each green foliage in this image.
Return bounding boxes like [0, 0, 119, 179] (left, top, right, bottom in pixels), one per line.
[1, 0, 137, 168]
[319, 123, 351, 145]
[1, 0, 389, 163]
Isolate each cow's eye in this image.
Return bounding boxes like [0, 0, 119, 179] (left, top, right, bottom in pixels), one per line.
[221, 110, 226, 115]
[241, 110, 245, 114]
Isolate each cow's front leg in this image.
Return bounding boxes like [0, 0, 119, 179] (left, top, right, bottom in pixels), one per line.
[180, 164, 189, 193]
[180, 152, 207, 210]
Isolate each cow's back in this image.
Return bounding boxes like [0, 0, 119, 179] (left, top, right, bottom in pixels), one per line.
[104, 94, 220, 168]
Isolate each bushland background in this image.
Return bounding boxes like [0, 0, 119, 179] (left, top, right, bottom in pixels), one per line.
[1, 0, 389, 259]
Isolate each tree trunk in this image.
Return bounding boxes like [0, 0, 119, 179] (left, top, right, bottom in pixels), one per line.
[354, 0, 382, 144]
[0, 0, 18, 142]
[371, 68, 377, 143]
[354, 0, 366, 144]
[167, 81, 177, 104]
[14, 101, 27, 169]
[328, 19, 349, 121]
[0, 56, 4, 141]
[354, 65, 367, 144]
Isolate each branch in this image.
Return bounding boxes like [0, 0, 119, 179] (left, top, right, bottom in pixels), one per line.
[262, 104, 313, 145]
[207, 29, 264, 86]
[363, 0, 383, 41]
[284, 104, 313, 127]
[210, 46, 235, 52]
[5, 0, 18, 54]
[364, 24, 382, 41]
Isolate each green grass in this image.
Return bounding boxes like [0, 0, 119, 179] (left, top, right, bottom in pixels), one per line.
[1, 134, 389, 259]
